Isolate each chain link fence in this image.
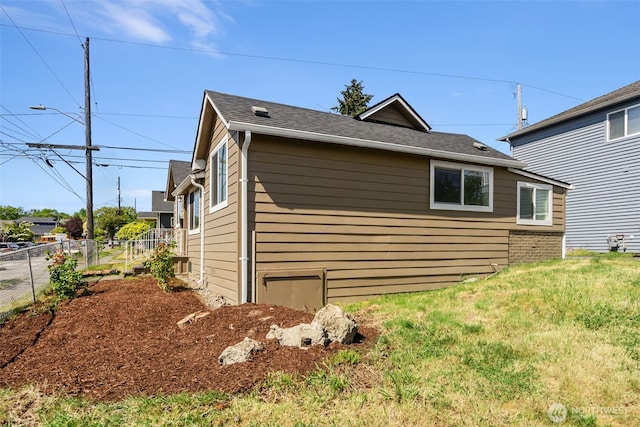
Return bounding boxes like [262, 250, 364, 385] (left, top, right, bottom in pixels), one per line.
[0, 239, 101, 321]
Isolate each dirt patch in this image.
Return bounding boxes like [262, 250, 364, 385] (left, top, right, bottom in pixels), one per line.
[0, 277, 376, 402]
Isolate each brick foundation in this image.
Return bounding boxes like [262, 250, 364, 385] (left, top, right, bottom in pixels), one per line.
[509, 231, 564, 264]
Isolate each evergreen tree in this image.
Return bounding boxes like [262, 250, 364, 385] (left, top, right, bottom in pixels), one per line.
[331, 79, 374, 116]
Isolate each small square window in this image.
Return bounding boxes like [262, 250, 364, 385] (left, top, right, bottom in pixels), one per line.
[517, 182, 552, 226]
[608, 104, 640, 141]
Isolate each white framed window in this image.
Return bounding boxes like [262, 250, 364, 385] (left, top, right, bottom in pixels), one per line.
[209, 137, 228, 213]
[430, 160, 493, 212]
[608, 104, 640, 141]
[517, 182, 552, 226]
[188, 189, 201, 234]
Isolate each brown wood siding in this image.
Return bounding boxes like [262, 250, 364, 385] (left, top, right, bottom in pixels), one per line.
[248, 136, 565, 303]
[366, 107, 413, 128]
[197, 120, 240, 304]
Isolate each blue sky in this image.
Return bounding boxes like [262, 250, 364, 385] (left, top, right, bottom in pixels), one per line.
[1, 0, 639, 215]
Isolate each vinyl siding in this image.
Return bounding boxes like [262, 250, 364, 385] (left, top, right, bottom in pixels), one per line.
[512, 101, 640, 252]
[249, 136, 564, 304]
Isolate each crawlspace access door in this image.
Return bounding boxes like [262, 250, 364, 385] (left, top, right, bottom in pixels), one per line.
[256, 269, 326, 313]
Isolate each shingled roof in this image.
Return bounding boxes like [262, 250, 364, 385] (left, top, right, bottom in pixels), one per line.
[151, 190, 172, 213]
[165, 160, 191, 201]
[199, 91, 525, 168]
[499, 80, 640, 141]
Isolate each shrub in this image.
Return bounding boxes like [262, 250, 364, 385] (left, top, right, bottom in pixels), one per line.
[116, 221, 152, 241]
[147, 242, 175, 291]
[46, 249, 87, 301]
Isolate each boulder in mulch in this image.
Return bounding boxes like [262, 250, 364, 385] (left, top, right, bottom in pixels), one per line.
[218, 337, 264, 365]
[266, 304, 359, 348]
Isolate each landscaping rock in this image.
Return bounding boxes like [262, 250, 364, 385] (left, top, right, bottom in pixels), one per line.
[266, 304, 359, 348]
[266, 322, 327, 348]
[218, 337, 264, 365]
[311, 304, 358, 344]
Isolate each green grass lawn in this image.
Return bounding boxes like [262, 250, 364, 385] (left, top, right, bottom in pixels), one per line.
[2, 256, 639, 426]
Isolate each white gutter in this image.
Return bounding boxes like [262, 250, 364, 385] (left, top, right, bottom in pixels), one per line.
[190, 176, 205, 284]
[507, 168, 574, 189]
[240, 131, 252, 303]
[227, 121, 527, 169]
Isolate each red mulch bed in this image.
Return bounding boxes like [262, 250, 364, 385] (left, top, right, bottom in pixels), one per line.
[0, 277, 376, 402]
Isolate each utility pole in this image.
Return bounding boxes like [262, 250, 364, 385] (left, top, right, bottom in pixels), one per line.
[117, 176, 121, 214]
[517, 83, 523, 131]
[84, 37, 94, 240]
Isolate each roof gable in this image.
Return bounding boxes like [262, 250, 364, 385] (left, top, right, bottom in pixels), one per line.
[165, 160, 191, 201]
[355, 93, 431, 132]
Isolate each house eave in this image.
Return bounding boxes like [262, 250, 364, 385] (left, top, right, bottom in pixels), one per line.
[171, 172, 206, 197]
[227, 121, 527, 169]
[507, 168, 574, 189]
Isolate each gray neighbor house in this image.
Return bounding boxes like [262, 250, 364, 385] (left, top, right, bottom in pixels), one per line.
[500, 80, 640, 253]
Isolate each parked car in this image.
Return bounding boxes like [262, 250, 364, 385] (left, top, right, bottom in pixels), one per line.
[0, 242, 20, 252]
[15, 242, 35, 249]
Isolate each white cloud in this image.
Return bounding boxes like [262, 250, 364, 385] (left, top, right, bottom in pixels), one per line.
[82, 0, 228, 56]
[94, 1, 172, 43]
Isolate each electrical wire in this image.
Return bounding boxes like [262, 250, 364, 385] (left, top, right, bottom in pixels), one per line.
[93, 115, 186, 151]
[0, 22, 586, 103]
[98, 145, 191, 154]
[0, 9, 81, 108]
[0, 105, 44, 141]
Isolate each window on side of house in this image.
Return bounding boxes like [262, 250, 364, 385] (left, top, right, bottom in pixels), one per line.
[430, 160, 493, 212]
[517, 182, 552, 226]
[608, 104, 640, 141]
[188, 189, 200, 233]
[209, 137, 228, 213]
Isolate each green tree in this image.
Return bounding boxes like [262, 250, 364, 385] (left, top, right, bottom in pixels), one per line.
[331, 79, 374, 116]
[0, 205, 26, 220]
[28, 208, 69, 219]
[2, 221, 34, 242]
[64, 217, 85, 239]
[74, 208, 87, 220]
[116, 221, 152, 241]
[51, 226, 66, 234]
[95, 206, 137, 240]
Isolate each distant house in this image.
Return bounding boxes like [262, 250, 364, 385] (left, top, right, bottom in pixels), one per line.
[500, 81, 640, 253]
[168, 90, 571, 311]
[165, 160, 192, 253]
[16, 217, 58, 240]
[137, 191, 175, 229]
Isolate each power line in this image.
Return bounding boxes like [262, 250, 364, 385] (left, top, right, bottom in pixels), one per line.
[60, 0, 82, 44]
[0, 10, 81, 108]
[94, 115, 185, 151]
[99, 145, 191, 154]
[0, 140, 190, 154]
[0, 22, 586, 103]
[1, 111, 195, 120]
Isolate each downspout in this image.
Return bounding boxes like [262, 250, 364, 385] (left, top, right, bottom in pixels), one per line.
[240, 131, 252, 303]
[190, 176, 205, 284]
